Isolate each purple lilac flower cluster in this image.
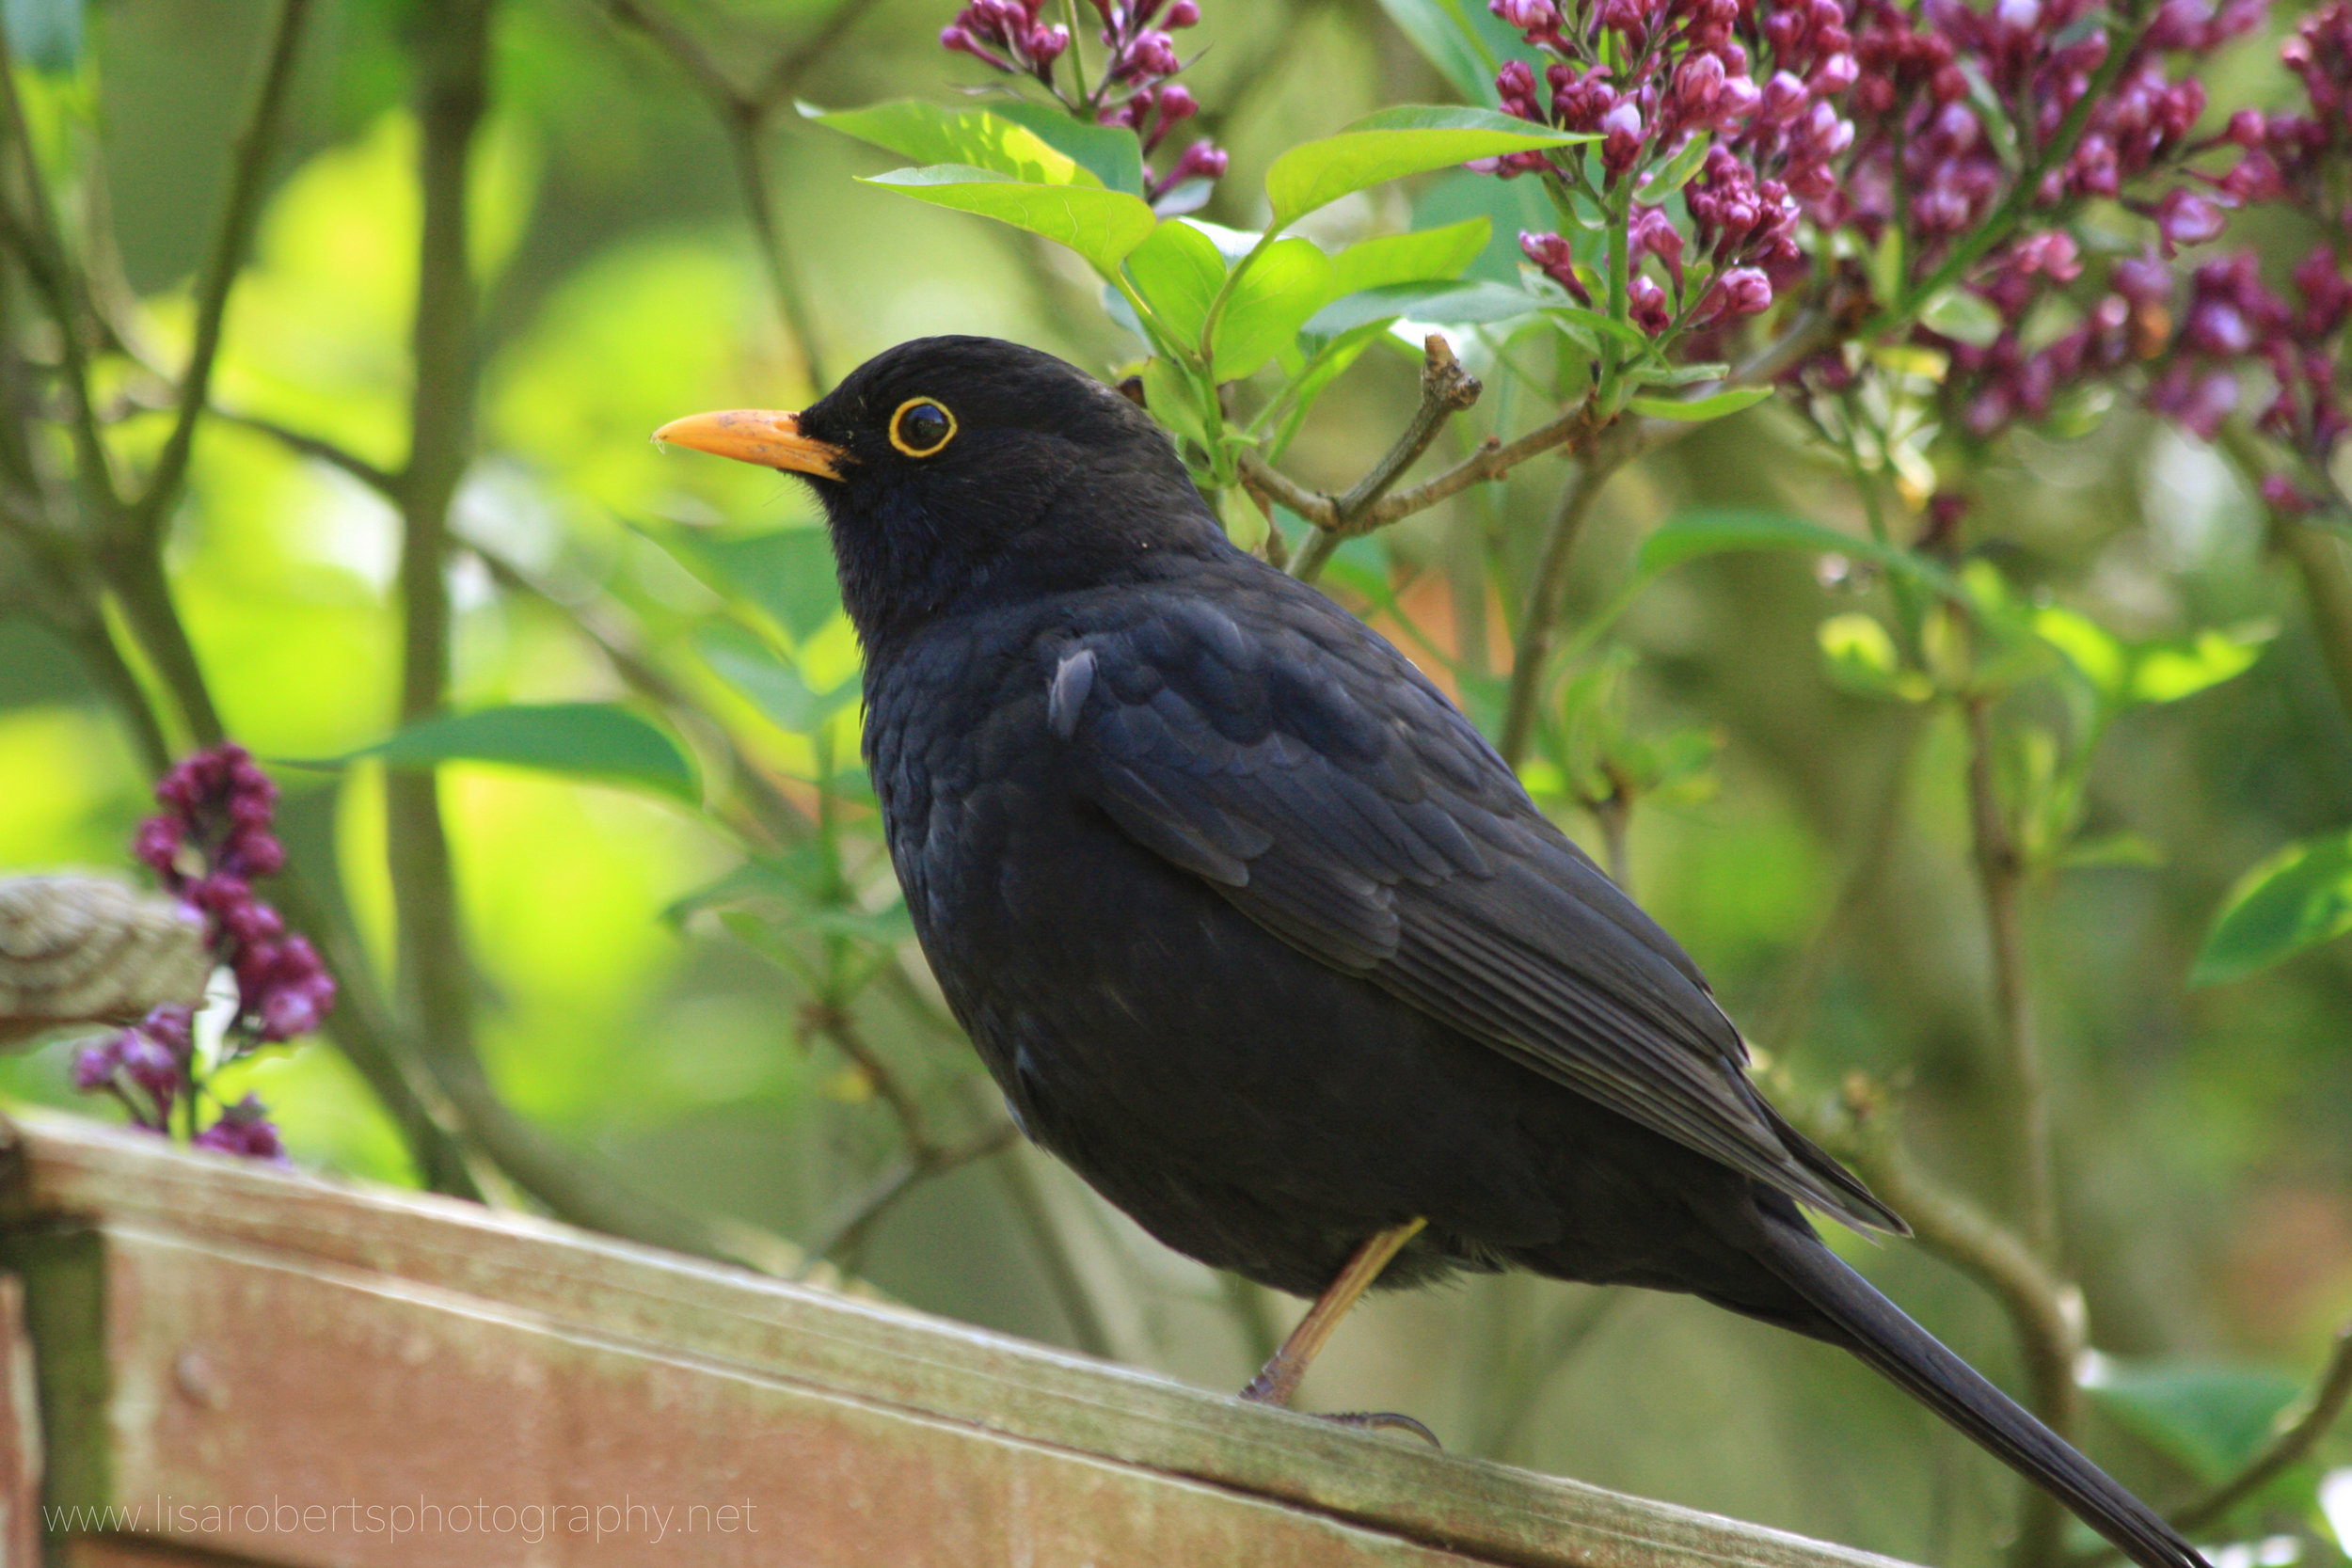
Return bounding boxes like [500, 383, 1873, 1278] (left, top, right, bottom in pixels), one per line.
[72, 744, 334, 1159]
[1487, 0, 1859, 337]
[1909, 0, 2352, 500]
[943, 0, 1226, 201]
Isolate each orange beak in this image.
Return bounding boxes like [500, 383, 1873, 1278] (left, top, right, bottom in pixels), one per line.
[652, 409, 851, 480]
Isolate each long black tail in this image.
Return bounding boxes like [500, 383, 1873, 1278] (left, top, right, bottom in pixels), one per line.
[1754, 1220, 2207, 1568]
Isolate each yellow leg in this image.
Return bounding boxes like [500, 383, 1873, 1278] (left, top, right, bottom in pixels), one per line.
[1241, 1217, 1427, 1407]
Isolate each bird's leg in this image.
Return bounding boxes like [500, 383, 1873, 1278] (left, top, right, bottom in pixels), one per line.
[1242, 1217, 1427, 1410]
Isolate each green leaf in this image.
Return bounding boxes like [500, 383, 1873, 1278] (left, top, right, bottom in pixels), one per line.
[312, 704, 698, 801]
[669, 857, 912, 946]
[809, 101, 1097, 186]
[1263, 107, 1589, 227]
[658, 526, 842, 644]
[1302, 278, 1518, 338]
[1372, 0, 1518, 103]
[1141, 355, 1211, 450]
[1125, 219, 1228, 348]
[2034, 605, 2128, 699]
[1211, 236, 1338, 380]
[1328, 218, 1492, 296]
[860, 166, 1157, 271]
[980, 100, 1145, 193]
[1819, 612, 1933, 702]
[694, 623, 857, 736]
[1633, 133, 1712, 203]
[1628, 387, 1774, 422]
[1548, 304, 1653, 351]
[1919, 288, 2005, 348]
[1640, 508, 1963, 597]
[2130, 626, 2271, 704]
[2193, 827, 2352, 986]
[2081, 1357, 2306, 1484]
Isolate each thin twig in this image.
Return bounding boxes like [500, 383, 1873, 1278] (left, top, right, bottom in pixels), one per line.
[796, 1120, 1020, 1269]
[1963, 693, 2056, 1264]
[119, 0, 312, 554]
[805, 1004, 933, 1150]
[1499, 437, 1631, 768]
[1281, 335, 1484, 581]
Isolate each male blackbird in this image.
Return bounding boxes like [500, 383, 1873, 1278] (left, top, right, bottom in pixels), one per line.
[658, 336, 2205, 1568]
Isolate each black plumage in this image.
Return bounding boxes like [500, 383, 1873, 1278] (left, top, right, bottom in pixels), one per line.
[657, 335, 2207, 1568]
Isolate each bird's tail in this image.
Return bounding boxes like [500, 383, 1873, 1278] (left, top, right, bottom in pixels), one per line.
[1753, 1219, 2208, 1568]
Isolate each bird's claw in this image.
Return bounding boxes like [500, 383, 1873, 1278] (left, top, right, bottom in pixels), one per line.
[1312, 1410, 1443, 1447]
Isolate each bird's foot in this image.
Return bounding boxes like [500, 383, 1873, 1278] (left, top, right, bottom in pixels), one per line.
[1311, 1410, 1442, 1448]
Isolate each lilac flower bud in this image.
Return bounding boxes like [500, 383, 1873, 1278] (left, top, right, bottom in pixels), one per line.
[1492, 0, 1562, 27]
[1156, 84, 1198, 122]
[2154, 188, 2226, 249]
[1810, 53, 1858, 94]
[1027, 24, 1070, 65]
[1630, 203, 1686, 286]
[1166, 0, 1200, 24]
[2185, 299, 2254, 356]
[1519, 230, 1592, 304]
[1498, 59, 1543, 121]
[1629, 274, 1672, 335]
[1712, 73, 1762, 124]
[134, 816, 181, 875]
[1675, 53, 1726, 114]
[1760, 71, 1809, 122]
[1601, 101, 1645, 174]
[1168, 140, 1226, 182]
[1721, 265, 1773, 315]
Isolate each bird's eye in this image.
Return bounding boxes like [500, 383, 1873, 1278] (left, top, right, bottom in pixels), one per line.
[889, 397, 957, 458]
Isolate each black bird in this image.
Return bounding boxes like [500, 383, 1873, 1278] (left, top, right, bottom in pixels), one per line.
[658, 335, 2206, 1568]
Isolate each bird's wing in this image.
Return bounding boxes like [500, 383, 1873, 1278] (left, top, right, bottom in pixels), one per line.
[1056, 583, 1902, 1235]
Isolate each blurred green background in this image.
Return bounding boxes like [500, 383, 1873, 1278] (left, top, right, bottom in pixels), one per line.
[0, 1, 2347, 1564]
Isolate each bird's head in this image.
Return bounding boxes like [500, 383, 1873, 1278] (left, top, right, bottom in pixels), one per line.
[656, 336, 1223, 649]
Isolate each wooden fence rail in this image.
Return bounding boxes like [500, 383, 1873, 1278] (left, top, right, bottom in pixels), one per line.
[0, 1110, 1919, 1568]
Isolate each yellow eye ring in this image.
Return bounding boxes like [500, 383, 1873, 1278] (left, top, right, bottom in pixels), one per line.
[889, 397, 957, 458]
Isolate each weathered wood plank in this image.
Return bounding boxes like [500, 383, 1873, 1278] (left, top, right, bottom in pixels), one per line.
[0, 1112, 1920, 1568]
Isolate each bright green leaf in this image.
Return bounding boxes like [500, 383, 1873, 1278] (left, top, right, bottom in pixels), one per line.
[1141, 355, 1210, 450]
[1919, 288, 2005, 348]
[2034, 606, 2129, 699]
[1819, 613, 1933, 702]
[860, 166, 1157, 271]
[810, 101, 1095, 186]
[1629, 387, 1774, 422]
[1126, 219, 1228, 348]
[2130, 626, 2271, 704]
[310, 705, 698, 801]
[658, 526, 842, 644]
[979, 100, 1145, 193]
[694, 623, 856, 736]
[1263, 107, 1589, 227]
[1633, 133, 1712, 203]
[2081, 1356, 2306, 1483]
[2193, 827, 2352, 986]
[1328, 218, 1491, 296]
[1212, 237, 1338, 379]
